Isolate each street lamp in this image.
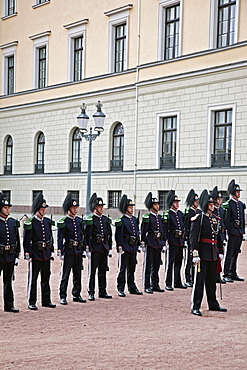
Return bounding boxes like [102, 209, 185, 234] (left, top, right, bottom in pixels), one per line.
[77, 101, 106, 217]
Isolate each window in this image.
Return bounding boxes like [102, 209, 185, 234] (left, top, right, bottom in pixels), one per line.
[2, 190, 11, 203]
[29, 31, 50, 89]
[32, 190, 43, 202]
[110, 123, 124, 171]
[104, 4, 132, 73]
[165, 3, 180, 60]
[108, 191, 122, 208]
[212, 109, 232, 167]
[38, 46, 46, 88]
[35, 132, 45, 173]
[74, 36, 83, 81]
[7, 55, 14, 95]
[158, 191, 169, 210]
[70, 128, 81, 172]
[7, 0, 15, 15]
[67, 191, 79, 205]
[161, 116, 177, 168]
[63, 19, 88, 82]
[217, 0, 236, 48]
[114, 23, 126, 72]
[32, 0, 50, 9]
[4, 135, 13, 174]
[37, 0, 48, 4]
[0, 42, 17, 95]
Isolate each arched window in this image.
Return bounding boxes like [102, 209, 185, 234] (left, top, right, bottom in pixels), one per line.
[70, 128, 81, 172]
[35, 132, 45, 173]
[4, 135, 13, 174]
[111, 123, 124, 171]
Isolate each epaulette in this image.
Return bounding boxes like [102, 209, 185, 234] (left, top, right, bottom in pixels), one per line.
[162, 211, 170, 223]
[114, 217, 122, 227]
[142, 213, 150, 223]
[184, 208, 190, 217]
[57, 217, 66, 228]
[222, 200, 230, 209]
[83, 215, 93, 226]
[24, 218, 33, 230]
[191, 213, 200, 222]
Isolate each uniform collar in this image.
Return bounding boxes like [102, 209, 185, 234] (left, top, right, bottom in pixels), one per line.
[0, 215, 8, 221]
[150, 211, 158, 216]
[67, 214, 75, 220]
[94, 212, 102, 218]
[34, 215, 43, 222]
[125, 214, 132, 219]
[170, 208, 177, 214]
[231, 197, 238, 203]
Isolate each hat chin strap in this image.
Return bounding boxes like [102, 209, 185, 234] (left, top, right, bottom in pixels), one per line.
[0, 209, 8, 218]
[68, 209, 76, 217]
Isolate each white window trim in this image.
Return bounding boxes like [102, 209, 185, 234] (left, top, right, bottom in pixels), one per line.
[157, 0, 183, 61]
[105, 7, 132, 73]
[206, 103, 236, 167]
[32, 0, 50, 9]
[2, 0, 17, 18]
[64, 20, 88, 82]
[29, 32, 50, 89]
[0, 41, 18, 95]
[155, 110, 180, 169]
[209, 0, 240, 49]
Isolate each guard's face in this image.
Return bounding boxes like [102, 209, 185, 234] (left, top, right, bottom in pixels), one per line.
[0, 206, 10, 217]
[37, 207, 46, 218]
[172, 201, 180, 210]
[69, 206, 78, 216]
[127, 205, 134, 215]
[217, 197, 223, 205]
[95, 205, 104, 215]
[235, 190, 241, 199]
[193, 199, 199, 208]
[208, 202, 214, 212]
[152, 203, 160, 212]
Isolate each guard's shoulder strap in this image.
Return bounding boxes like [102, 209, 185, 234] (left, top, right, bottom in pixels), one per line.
[83, 215, 93, 226]
[57, 216, 66, 228]
[142, 213, 150, 223]
[114, 216, 123, 227]
[24, 217, 33, 230]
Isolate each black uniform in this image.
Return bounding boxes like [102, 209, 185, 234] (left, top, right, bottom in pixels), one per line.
[141, 212, 166, 290]
[84, 213, 112, 297]
[23, 215, 54, 306]
[0, 216, 20, 311]
[165, 209, 185, 288]
[190, 213, 223, 311]
[184, 207, 201, 284]
[224, 198, 245, 279]
[115, 214, 140, 293]
[57, 215, 84, 300]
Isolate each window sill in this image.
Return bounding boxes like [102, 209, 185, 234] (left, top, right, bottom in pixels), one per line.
[32, 1, 50, 9]
[1, 13, 18, 20]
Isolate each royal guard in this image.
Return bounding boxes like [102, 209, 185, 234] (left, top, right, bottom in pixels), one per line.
[57, 193, 86, 305]
[0, 193, 20, 313]
[23, 193, 56, 310]
[223, 180, 245, 282]
[164, 190, 187, 291]
[141, 192, 166, 293]
[115, 194, 142, 297]
[84, 193, 113, 301]
[211, 186, 226, 284]
[190, 189, 227, 316]
[184, 189, 201, 287]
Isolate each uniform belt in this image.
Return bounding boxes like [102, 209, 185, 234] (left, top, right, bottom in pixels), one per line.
[200, 238, 217, 244]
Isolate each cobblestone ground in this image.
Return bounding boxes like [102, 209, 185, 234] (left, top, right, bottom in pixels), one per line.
[1, 242, 247, 369]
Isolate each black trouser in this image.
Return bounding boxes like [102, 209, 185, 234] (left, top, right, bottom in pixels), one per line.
[28, 258, 51, 306]
[185, 243, 194, 283]
[143, 246, 161, 289]
[117, 251, 138, 293]
[0, 260, 15, 310]
[88, 250, 108, 295]
[192, 259, 219, 310]
[59, 253, 82, 299]
[165, 244, 183, 287]
[223, 234, 243, 278]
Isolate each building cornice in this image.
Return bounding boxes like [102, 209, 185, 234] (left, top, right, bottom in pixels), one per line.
[104, 4, 133, 16]
[0, 41, 18, 49]
[63, 19, 89, 29]
[29, 31, 51, 40]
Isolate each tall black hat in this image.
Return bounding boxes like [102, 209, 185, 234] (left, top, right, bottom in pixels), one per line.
[227, 179, 242, 196]
[32, 193, 48, 214]
[144, 192, 159, 210]
[199, 189, 214, 213]
[211, 186, 223, 202]
[118, 194, 135, 214]
[166, 190, 181, 209]
[89, 192, 106, 213]
[185, 189, 199, 208]
[0, 192, 12, 210]
[62, 193, 79, 214]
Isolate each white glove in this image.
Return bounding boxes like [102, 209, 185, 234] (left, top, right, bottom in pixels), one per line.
[24, 252, 31, 261]
[193, 256, 200, 265]
[86, 251, 91, 258]
[108, 250, 112, 258]
[219, 254, 224, 261]
[140, 242, 146, 252]
[82, 251, 87, 258]
[184, 241, 188, 248]
[57, 250, 64, 260]
[137, 246, 141, 253]
[118, 246, 124, 255]
[15, 258, 19, 266]
[162, 241, 169, 252]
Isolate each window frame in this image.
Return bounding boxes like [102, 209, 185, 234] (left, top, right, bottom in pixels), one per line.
[2, 190, 11, 203]
[35, 132, 45, 173]
[70, 128, 82, 172]
[4, 135, 13, 174]
[108, 190, 122, 209]
[29, 32, 50, 89]
[158, 190, 169, 210]
[0, 42, 17, 95]
[110, 122, 124, 171]
[157, 0, 183, 61]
